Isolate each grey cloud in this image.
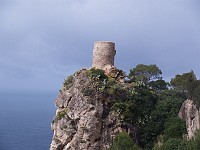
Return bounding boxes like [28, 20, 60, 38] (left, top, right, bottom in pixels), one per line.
[0, 0, 200, 92]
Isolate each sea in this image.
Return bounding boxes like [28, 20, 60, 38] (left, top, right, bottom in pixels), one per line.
[0, 92, 57, 150]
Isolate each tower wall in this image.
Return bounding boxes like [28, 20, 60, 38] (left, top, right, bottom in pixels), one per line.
[92, 41, 116, 70]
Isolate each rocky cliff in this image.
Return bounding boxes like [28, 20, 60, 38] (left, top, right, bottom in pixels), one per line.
[50, 68, 126, 150]
[179, 99, 200, 139]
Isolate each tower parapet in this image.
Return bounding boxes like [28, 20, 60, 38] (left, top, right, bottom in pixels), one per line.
[92, 41, 116, 70]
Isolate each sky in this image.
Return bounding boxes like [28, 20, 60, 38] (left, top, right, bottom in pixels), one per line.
[0, 0, 200, 93]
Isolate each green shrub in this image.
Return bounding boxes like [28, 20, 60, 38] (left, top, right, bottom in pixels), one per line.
[57, 108, 68, 120]
[83, 68, 120, 98]
[157, 138, 186, 150]
[108, 132, 141, 150]
[63, 75, 73, 89]
[87, 68, 107, 81]
[163, 117, 187, 140]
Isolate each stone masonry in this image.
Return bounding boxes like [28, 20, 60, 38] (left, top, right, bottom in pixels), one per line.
[92, 41, 116, 70]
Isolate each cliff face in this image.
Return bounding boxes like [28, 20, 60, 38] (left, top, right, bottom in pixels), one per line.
[178, 99, 200, 139]
[50, 69, 123, 150]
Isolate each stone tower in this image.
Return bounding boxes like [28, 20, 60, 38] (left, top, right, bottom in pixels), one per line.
[92, 41, 116, 70]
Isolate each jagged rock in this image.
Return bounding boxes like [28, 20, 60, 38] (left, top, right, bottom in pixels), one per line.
[50, 69, 126, 150]
[178, 99, 200, 139]
[103, 65, 125, 83]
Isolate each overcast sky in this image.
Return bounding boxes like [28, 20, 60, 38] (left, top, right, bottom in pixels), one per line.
[0, 0, 200, 93]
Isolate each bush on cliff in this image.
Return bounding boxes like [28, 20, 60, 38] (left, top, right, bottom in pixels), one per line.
[108, 132, 141, 150]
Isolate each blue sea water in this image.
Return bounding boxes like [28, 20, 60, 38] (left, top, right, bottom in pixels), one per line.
[0, 92, 57, 150]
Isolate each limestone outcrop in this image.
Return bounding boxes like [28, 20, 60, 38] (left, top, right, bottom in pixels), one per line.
[178, 99, 200, 139]
[50, 69, 125, 150]
[103, 65, 125, 83]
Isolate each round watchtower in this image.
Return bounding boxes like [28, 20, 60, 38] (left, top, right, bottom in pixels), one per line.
[92, 41, 116, 70]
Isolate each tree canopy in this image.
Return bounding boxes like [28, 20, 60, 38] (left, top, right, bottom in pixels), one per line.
[129, 64, 162, 85]
[170, 70, 200, 101]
